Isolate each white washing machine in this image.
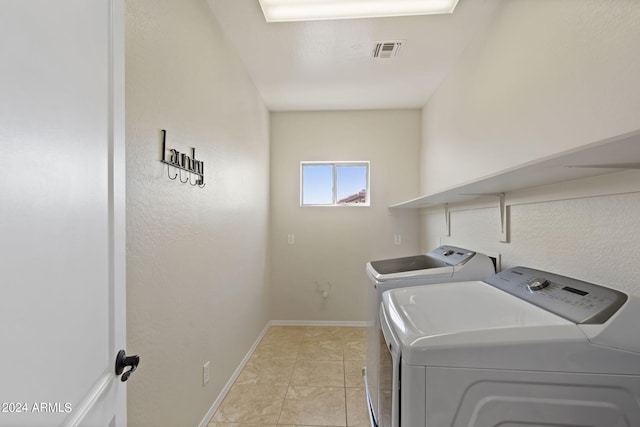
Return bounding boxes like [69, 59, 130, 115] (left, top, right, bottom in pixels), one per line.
[364, 246, 495, 426]
[380, 266, 640, 427]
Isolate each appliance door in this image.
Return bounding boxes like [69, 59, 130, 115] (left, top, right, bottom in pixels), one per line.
[365, 276, 381, 426]
[365, 264, 452, 426]
[379, 303, 401, 427]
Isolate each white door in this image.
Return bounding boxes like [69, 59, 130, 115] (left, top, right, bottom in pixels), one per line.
[0, 1, 127, 426]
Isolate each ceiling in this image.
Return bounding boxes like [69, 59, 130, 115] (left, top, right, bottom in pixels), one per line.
[207, 0, 502, 111]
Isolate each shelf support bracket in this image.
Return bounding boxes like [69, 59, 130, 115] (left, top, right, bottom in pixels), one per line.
[444, 204, 451, 237]
[458, 192, 509, 243]
[498, 193, 509, 243]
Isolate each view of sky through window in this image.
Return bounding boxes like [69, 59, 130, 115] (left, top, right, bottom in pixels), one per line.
[302, 164, 333, 205]
[336, 165, 367, 202]
[301, 162, 369, 206]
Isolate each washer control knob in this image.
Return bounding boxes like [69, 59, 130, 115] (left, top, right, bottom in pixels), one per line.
[527, 278, 550, 292]
[443, 250, 454, 256]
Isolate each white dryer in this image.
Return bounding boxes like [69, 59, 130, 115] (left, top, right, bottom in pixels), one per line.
[380, 266, 640, 427]
[365, 246, 495, 426]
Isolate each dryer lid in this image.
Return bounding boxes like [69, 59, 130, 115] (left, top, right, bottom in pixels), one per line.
[382, 268, 638, 372]
[384, 281, 570, 346]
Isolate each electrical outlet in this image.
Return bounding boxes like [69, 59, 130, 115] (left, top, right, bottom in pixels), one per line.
[394, 234, 402, 245]
[287, 234, 295, 244]
[203, 361, 210, 386]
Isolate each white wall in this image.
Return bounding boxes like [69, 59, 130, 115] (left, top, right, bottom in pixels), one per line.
[270, 110, 421, 321]
[421, 171, 640, 295]
[420, 0, 640, 294]
[421, 0, 640, 194]
[125, 1, 270, 426]
[1, 1, 126, 425]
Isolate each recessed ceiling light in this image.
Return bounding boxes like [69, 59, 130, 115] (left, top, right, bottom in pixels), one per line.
[258, 0, 460, 22]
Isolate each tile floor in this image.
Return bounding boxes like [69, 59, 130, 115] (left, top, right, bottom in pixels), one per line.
[208, 325, 370, 427]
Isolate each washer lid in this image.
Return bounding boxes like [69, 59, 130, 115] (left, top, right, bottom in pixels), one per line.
[369, 254, 448, 275]
[383, 281, 572, 349]
[366, 245, 476, 282]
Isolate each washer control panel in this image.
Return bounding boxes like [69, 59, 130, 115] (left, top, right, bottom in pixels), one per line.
[429, 245, 476, 266]
[526, 278, 550, 291]
[484, 267, 628, 324]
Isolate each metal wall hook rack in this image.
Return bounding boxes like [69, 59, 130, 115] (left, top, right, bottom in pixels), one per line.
[160, 129, 206, 188]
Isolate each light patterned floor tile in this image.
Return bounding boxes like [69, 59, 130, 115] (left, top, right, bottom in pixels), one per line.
[209, 423, 276, 427]
[261, 327, 307, 346]
[235, 358, 296, 385]
[343, 340, 366, 361]
[278, 386, 347, 426]
[259, 334, 306, 348]
[264, 326, 308, 339]
[209, 326, 369, 427]
[290, 360, 344, 387]
[343, 361, 365, 388]
[340, 327, 367, 341]
[298, 340, 344, 360]
[211, 384, 288, 424]
[252, 339, 301, 360]
[346, 388, 370, 426]
[303, 327, 364, 343]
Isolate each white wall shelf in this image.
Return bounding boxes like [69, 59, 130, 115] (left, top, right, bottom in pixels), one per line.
[391, 129, 640, 209]
[391, 129, 640, 242]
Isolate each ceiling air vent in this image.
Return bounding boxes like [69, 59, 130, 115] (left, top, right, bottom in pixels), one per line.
[373, 41, 403, 59]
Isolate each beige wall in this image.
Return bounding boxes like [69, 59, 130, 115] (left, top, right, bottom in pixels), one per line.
[270, 110, 421, 321]
[420, 0, 640, 293]
[125, 1, 270, 426]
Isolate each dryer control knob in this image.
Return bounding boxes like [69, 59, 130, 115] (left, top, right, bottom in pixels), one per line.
[443, 250, 454, 256]
[527, 278, 550, 292]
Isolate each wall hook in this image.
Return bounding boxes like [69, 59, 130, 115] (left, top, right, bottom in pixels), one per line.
[167, 165, 178, 180]
[179, 169, 189, 183]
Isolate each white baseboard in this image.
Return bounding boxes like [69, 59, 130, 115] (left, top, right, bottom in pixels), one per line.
[269, 319, 368, 327]
[197, 319, 367, 427]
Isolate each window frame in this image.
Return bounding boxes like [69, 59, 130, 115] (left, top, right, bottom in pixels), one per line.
[300, 161, 370, 207]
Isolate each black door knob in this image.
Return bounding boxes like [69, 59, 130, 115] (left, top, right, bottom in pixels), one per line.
[115, 350, 140, 382]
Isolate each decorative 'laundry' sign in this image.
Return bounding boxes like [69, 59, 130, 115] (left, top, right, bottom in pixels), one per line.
[160, 129, 205, 188]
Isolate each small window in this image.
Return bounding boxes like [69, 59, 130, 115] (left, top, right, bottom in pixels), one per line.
[300, 161, 369, 206]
